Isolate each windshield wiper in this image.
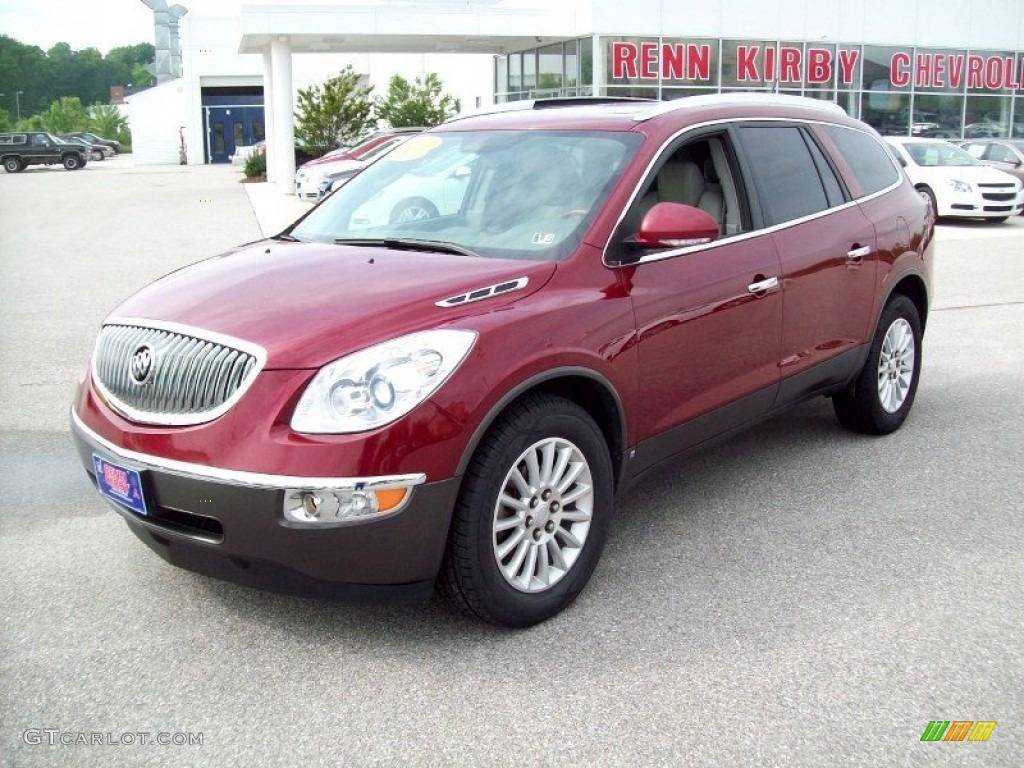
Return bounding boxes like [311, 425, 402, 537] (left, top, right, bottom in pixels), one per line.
[333, 237, 479, 258]
[271, 232, 301, 242]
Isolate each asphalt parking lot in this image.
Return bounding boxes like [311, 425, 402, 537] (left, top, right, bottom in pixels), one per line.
[1, 158, 1022, 767]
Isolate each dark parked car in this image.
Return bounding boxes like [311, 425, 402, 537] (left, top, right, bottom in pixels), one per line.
[959, 139, 1024, 192]
[71, 95, 933, 626]
[0, 131, 88, 172]
[60, 135, 113, 162]
[63, 131, 121, 154]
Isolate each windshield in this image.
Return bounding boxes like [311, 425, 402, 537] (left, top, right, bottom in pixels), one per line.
[904, 142, 980, 167]
[291, 130, 642, 261]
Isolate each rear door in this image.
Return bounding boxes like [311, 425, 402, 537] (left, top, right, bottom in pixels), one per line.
[735, 123, 878, 399]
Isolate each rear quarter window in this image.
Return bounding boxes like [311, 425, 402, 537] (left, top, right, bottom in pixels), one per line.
[822, 126, 900, 197]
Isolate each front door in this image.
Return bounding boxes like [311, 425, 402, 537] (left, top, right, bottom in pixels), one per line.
[206, 106, 265, 163]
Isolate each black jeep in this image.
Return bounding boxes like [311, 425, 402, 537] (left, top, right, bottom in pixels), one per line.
[0, 132, 89, 172]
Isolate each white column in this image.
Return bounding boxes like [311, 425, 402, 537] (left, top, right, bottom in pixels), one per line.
[261, 48, 277, 183]
[270, 37, 296, 193]
[591, 35, 603, 96]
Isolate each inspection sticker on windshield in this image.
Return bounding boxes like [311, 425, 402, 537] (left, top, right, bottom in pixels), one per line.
[387, 135, 443, 162]
[92, 454, 147, 515]
[532, 232, 555, 245]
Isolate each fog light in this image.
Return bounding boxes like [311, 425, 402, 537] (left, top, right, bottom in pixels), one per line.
[283, 486, 411, 524]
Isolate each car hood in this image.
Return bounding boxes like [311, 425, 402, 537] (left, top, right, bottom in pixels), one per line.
[107, 241, 556, 369]
[907, 163, 1021, 185]
[302, 151, 358, 169]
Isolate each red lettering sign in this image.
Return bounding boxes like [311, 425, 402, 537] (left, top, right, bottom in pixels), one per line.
[737, 45, 759, 81]
[838, 49, 859, 85]
[967, 55, 984, 88]
[890, 52, 911, 87]
[687, 43, 710, 81]
[948, 55, 964, 89]
[640, 41, 658, 79]
[612, 42, 638, 80]
[806, 48, 832, 83]
[662, 43, 685, 79]
[779, 46, 801, 82]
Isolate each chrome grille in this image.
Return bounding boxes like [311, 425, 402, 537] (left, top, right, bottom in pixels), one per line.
[92, 321, 265, 426]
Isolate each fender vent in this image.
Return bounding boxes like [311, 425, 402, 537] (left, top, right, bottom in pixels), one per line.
[436, 277, 529, 308]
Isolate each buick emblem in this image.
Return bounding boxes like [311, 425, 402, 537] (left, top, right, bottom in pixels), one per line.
[129, 344, 155, 384]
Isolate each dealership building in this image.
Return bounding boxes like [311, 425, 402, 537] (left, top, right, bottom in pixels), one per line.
[131, 0, 1024, 191]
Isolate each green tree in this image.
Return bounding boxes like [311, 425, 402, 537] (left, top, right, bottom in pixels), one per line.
[376, 73, 460, 128]
[40, 96, 89, 133]
[0, 108, 10, 132]
[88, 103, 129, 141]
[294, 66, 375, 155]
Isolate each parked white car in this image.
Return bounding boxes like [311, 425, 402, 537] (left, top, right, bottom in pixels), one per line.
[884, 137, 1024, 221]
[294, 134, 413, 199]
[348, 152, 475, 229]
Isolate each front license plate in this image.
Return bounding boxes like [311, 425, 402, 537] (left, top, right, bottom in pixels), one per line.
[92, 454, 148, 515]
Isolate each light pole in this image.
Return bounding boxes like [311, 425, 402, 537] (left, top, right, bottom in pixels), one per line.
[15, 90, 23, 122]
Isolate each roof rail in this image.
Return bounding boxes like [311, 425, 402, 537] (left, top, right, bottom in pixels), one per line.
[444, 96, 658, 124]
[633, 93, 847, 122]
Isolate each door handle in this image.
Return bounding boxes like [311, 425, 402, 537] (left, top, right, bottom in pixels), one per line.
[847, 245, 871, 261]
[747, 276, 778, 294]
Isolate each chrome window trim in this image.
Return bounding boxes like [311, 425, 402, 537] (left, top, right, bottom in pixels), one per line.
[91, 316, 268, 427]
[72, 407, 426, 492]
[602, 117, 902, 268]
[632, 93, 847, 122]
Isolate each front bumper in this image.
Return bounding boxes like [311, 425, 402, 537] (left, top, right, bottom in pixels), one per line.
[940, 186, 1024, 218]
[71, 410, 460, 600]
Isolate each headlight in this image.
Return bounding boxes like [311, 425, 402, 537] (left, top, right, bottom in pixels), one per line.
[291, 330, 476, 433]
[947, 179, 972, 193]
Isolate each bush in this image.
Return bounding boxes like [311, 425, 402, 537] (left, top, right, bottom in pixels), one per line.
[243, 148, 266, 179]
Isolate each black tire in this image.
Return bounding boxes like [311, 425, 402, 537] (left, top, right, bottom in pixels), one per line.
[987, 216, 1009, 224]
[63, 154, 82, 170]
[440, 393, 614, 627]
[389, 197, 438, 225]
[833, 294, 923, 435]
[91, 149, 104, 161]
[916, 185, 937, 218]
[3, 157, 22, 173]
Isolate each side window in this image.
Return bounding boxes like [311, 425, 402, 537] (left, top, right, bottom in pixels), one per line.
[821, 125, 900, 197]
[634, 133, 748, 237]
[986, 144, 1016, 163]
[0, 135, 9, 145]
[962, 143, 986, 159]
[32, 134, 48, 147]
[12, 134, 27, 145]
[737, 126, 830, 225]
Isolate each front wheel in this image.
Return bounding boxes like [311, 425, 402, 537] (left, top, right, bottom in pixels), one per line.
[90, 149, 104, 161]
[833, 294, 922, 435]
[390, 197, 438, 225]
[917, 185, 937, 218]
[440, 394, 614, 627]
[63, 155, 82, 170]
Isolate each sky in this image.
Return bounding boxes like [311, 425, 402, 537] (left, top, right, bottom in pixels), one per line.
[0, 0, 241, 54]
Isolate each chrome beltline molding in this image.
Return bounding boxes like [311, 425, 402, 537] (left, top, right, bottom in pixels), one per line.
[71, 407, 426, 491]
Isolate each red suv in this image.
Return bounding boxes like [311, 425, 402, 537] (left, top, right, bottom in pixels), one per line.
[71, 96, 933, 627]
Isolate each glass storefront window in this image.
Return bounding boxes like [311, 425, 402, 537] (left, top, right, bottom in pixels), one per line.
[605, 37, 660, 86]
[804, 43, 836, 92]
[860, 91, 911, 136]
[539, 43, 563, 91]
[581, 38, 593, 86]
[911, 93, 964, 138]
[967, 51, 1017, 95]
[863, 46, 909, 92]
[508, 54, 521, 92]
[965, 95, 1011, 137]
[523, 50, 537, 90]
[495, 55, 508, 95]
[565, 39, 579, 88]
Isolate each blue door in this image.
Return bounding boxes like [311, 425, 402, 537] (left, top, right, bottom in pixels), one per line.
[205, 106, 265, 164]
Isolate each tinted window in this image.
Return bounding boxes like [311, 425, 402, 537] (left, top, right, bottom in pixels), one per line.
[986, 144, 1016, 163]
[738, 126, 829, 225]
[823, 126, 900, 196]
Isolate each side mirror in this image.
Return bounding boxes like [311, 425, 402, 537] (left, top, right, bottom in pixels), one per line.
[634, 202, 720, 249]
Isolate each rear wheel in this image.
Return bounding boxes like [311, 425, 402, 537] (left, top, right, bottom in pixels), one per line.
[440, 394, 614, 627]
[63, 154, 82, 170]
[916, 185, 937, 218]
[3, 157, 22, 173]
[833, 294, 922, 435]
